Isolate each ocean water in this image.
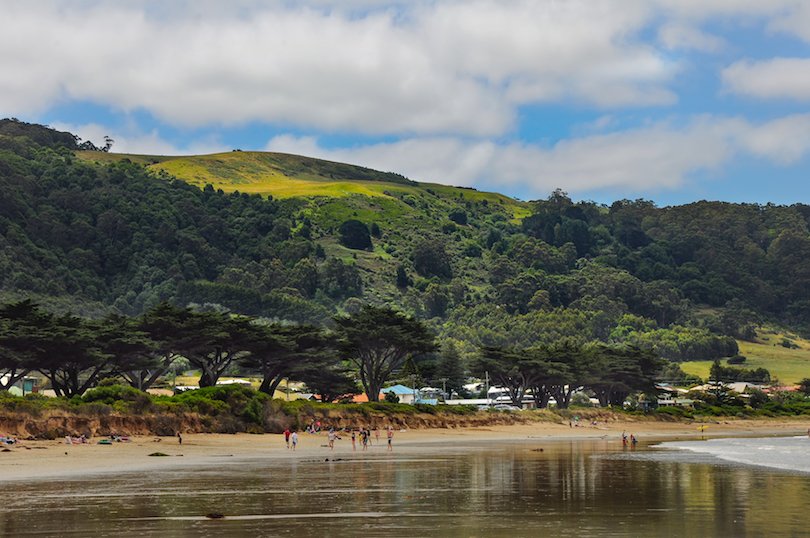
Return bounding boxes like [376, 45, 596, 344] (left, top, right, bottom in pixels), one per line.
[657, 435, 810, 474]
[2, 437, 809, 537]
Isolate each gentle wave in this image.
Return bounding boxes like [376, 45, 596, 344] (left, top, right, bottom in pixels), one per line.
[657, 436, 810, 473]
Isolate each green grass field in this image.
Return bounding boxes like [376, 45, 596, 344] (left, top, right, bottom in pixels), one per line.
[75, 150, 529, 219]
[681, 329, 810, 384]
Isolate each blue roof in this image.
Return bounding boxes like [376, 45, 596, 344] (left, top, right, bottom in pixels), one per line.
[381, 384, 416, 395]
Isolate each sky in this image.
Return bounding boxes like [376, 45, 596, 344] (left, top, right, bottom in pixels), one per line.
[3, 0, 810, 206]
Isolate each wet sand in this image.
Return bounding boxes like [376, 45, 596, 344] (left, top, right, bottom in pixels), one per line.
[0, 418, 806, 482]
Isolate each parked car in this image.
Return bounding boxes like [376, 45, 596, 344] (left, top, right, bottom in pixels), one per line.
[493, 404, 521, 411]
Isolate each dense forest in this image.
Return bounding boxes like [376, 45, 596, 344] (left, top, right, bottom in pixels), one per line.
[2, 119, 810, 391]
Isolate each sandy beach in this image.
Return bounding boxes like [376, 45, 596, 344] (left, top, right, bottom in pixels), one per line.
[1, 418, 807, 483]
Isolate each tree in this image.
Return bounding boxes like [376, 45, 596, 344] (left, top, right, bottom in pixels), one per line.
[0, 300, 50, 390]
[182, 311, 255, 388]
[396, 265, 410, 288]
[585, 344, 662, 407]
[334, 305, 436, 402]
[96, 315, 158, 390]
[413, 239, 452, 279]
[123, 303, 201, 391]
[240, 323, 334, 396]
[298, 361, 358, 403]
[35, 315, 111, 397]
[436, 341, 466, 396]
[338, 220, 372, 250]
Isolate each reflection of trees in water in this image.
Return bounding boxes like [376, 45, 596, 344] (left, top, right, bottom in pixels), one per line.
[4, 445, 810, 535]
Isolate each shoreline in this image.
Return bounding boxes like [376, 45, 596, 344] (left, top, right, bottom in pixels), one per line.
[1, 418, 807, 483]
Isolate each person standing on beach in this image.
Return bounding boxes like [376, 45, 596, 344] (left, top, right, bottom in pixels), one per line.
[290, 431, 298, 451]
[284, 427, 291, 449]
[177, 432, 182, 445]
[328, 428, 336, 450]
[351, 429, 356, 451]
[374, 427, 380, 444]
[387, 426, 394, 451]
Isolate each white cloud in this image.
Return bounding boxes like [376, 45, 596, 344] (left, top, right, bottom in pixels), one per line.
[723, 58, 810, 101]
[735, 113, 810, 164]
[50, 122, 227, 156]
[0, 1, 679, 136]
[658, 23, 725, 52]
[267, 114, 810, 197]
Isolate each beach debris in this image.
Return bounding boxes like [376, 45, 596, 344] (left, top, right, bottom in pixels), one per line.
[148, 452, 169, 457]
[205, 513, 225, 519]
[1, 448, 11, 452]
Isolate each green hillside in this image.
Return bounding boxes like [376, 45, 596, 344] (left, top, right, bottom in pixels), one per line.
[5, 118, 810, 387]
[76, 150, 528, 214]
[682, 330, 810, 384]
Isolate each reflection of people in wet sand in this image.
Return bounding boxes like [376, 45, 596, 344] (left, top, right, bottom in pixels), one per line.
[387, 427, 394, 451]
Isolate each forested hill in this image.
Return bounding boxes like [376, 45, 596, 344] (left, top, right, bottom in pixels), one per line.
[2, 118, 810, 367]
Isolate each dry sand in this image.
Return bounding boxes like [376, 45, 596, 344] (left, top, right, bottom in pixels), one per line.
[0, 418, 807, 483]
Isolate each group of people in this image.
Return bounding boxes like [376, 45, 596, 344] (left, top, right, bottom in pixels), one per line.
[621, 431, 638, 447]
[282, 428, 300, 450]
[284, 425, 396, 452]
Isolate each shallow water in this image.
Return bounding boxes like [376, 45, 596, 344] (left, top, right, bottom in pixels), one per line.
[3, 438, 809, 537]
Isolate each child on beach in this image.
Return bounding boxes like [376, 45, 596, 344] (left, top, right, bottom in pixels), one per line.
[327, 428, 336, 450]
[387, 426, 394, 451]
[284, 427, 291, 449]
[290, 431, 298, 451]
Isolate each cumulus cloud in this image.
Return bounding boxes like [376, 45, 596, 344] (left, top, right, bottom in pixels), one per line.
[50, 122, 228, 156]
[0, 0, 679, 136]
[267, 114, 810, 197]
[723, 58, 810, 101]
[658, 23, 725, 52]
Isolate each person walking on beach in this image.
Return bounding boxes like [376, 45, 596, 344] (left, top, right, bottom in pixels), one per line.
[387, 426, 394, 451]
[290, 431, 298, 451]
[284, 427, 291, 449]
[374, 427, 380, 445]
[351, 429, 356, 451]
[177, 432, 182, 445]
[327, 428, 336, 450]
[361, 429, 369, 451]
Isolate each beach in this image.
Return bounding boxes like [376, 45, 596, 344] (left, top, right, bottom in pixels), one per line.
[1, 418, 807, 483]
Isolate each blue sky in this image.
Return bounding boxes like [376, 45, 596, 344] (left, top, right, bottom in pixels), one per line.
[4, 1, 810, 206]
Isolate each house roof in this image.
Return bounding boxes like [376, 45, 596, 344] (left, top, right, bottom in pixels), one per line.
[381, 384, 416, 395]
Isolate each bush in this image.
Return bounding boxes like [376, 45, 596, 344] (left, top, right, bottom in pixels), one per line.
[727, 354, 747, 365]
[655, 406, 694, 419]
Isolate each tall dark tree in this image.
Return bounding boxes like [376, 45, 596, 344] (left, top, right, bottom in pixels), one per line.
[585, 344, 662, 407]
[35, 315, 111, 397]
[338, 219, 372, 250]
[240, 323, 334, 395]
[181, 311, 256, 388]
[436, 341, 466, 396]
[334, 305, 436, 402]
[0, 300, 50, 390]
